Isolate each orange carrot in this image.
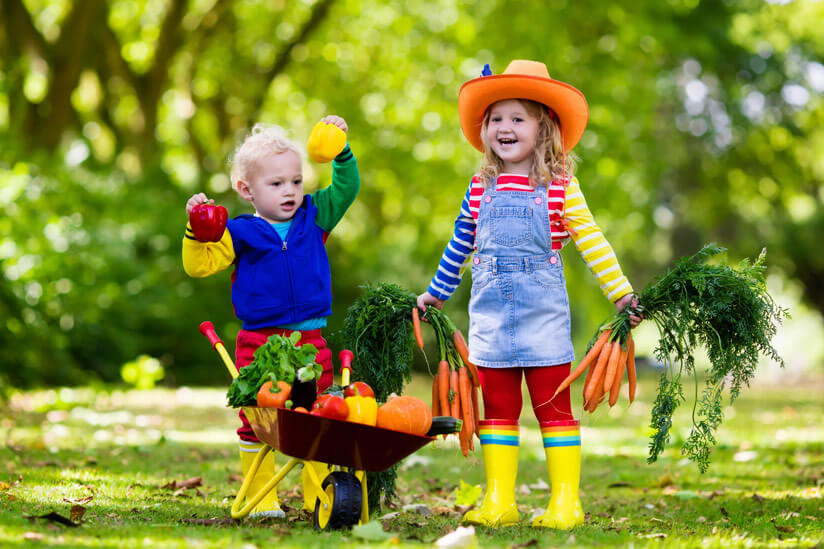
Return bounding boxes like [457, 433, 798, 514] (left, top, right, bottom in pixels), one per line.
[589, 390, 608, 413]
[581, 354, 596, 406]
[602, 338, 622, 393]
[449, 369, 461, 419]
[438, 361, 450, 415]
[627, 332, 637, 404]
[432, 374, 441, 416]
[458, 367, 474, 456]
[459, 404, 471, 457]
[585, 341, 613, 403]
[555, 329, 611, 397]
[411, 307, 424, 349]
[453, 330, 480, 386]
[609, 346, 627, 406]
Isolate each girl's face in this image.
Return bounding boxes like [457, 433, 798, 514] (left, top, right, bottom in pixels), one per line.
[237, 150, 304, 223]
[485, 99, 539, 174]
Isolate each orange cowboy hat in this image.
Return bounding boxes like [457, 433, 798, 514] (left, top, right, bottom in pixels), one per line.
[458, 60, 589, 153]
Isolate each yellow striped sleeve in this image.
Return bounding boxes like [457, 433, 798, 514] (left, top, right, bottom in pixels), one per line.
[564, 178, 633, 302]
[182, 224, 235, 278]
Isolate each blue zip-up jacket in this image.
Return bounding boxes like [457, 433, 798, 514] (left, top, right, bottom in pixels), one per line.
[227, 197, 331, 330]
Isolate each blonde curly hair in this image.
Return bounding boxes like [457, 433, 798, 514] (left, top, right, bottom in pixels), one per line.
[478, 99, 576, 188]
[228, 123, 302, 190]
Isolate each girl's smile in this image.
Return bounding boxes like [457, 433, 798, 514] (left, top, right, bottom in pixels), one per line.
[485, 99, 539, 174]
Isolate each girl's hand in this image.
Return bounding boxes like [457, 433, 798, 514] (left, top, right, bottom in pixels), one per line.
[615, 293, 643, 328]
[416, 291, 444, 313]
[186, 193, 213, 215]
[321, 115, 348, 134]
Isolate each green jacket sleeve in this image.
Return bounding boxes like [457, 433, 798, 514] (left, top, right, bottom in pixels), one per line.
[313, 144, 360, 232]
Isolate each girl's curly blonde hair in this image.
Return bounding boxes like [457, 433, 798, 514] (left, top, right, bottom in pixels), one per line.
[479, 99, 576, 188]
[228, 123, 302, 190]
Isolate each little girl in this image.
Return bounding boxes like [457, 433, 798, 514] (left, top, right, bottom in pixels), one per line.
[417, 60, 642, 529]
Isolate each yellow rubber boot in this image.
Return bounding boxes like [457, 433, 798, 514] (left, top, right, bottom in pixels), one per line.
[532, 419, 584, 529]
[239, 439, 285, 518]
[301, 461, 332, 512]
[463, 420, 520, 527]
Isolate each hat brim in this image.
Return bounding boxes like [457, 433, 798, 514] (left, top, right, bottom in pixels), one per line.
[458, 74, 589, 153]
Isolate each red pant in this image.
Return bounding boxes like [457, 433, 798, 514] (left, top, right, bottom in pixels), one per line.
[478, 364, 573, 423]
[235, 327, 333, 442]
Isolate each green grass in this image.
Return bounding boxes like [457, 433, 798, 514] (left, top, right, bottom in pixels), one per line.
[1, 370, 823, 548]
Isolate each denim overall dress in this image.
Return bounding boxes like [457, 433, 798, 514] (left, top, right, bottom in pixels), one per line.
[468, 180, 574, 368]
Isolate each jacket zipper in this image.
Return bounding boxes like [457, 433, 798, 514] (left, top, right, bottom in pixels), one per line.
[281, 212, 299, 320]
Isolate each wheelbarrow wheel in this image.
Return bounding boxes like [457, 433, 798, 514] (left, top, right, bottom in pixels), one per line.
[313, 471, 362, 530]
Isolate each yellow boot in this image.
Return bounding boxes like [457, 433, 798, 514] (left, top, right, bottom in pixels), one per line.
[238, 439, 285, 518]
[463, 420, 520, 527]
[301, 461, 332, 512]
[532, 419, 584, 529]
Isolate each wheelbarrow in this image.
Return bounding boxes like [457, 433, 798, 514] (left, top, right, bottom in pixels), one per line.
[199, 321, 434, 530]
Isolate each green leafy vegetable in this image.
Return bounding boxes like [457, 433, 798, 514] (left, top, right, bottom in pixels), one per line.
[602, 244, 788, 471]
[225, 332, 321, 407]
[341, 283, 417, 403]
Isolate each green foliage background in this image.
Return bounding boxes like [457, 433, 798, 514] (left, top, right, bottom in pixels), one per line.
[1, 0, 822, 387]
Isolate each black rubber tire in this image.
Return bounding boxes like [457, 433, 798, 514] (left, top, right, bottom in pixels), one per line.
[313, 471, 362, 530]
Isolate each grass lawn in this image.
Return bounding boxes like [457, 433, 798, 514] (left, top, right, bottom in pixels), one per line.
[1, 369, 822, 548]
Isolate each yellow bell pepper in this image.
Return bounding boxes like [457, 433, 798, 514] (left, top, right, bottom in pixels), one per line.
[307, 121, 346, 163]
[345, 395, 378, 426]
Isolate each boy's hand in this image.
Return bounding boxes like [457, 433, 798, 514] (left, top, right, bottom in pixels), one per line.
[614, 293, 643, 328]
[186, 193, 213, 215]
[321, 115, 348, 134]
[416, 291, 444, 313]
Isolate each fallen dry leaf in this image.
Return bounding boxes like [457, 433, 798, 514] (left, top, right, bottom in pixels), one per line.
[63, 495, 94, 505]
[23, 532, 45, 541]
[69, 505, 86, 523]
[771, 519, 795, 533]
[163, 477, 202, 490]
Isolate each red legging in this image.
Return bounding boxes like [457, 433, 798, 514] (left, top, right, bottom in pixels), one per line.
[235, 327, 333, 442]
[478, 364, 573, 422]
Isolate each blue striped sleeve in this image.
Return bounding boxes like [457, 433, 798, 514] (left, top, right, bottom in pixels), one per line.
[427, 182, 476, 301]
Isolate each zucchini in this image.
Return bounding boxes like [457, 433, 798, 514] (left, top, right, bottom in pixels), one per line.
[425, 416, 462, 436]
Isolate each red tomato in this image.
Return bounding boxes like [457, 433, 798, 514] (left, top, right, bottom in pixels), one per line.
[343, 381, 374, 398]
[310, 394, 349, 420]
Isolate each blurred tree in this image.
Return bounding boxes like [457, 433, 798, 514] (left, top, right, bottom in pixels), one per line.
[0, 0, 821, 387]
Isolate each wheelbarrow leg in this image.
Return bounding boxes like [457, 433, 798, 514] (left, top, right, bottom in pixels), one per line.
[231, 447, 300, 519]
[355, 470, 368, 525]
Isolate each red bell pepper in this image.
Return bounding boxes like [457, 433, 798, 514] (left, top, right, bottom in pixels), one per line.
[310, 394, 349, 420]
[189, 203, 228, 242]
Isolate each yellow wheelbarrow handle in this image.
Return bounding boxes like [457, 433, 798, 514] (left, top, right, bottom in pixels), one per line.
[199, 321, 239, 379]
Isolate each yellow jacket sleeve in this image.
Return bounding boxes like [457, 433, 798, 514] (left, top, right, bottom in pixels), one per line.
[182, 224, 235, 278]
[564, 178, 634, 302]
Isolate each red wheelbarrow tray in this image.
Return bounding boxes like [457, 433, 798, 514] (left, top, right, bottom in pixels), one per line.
[243, 406, 434, 472]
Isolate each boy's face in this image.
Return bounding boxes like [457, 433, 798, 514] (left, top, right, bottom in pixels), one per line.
[485, 99, 539, 174]
[238, 150, 303, 223]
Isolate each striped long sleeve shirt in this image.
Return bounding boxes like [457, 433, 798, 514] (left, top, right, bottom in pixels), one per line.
[427, 173, 633, 303]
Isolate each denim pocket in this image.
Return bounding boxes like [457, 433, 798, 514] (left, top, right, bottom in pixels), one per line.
[530, 266, 563, 289]
[492, 206, 532, 247]
[471, 265, 493, 290]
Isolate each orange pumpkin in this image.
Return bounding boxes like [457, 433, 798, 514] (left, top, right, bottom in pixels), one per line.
[376, 395, 432, 436]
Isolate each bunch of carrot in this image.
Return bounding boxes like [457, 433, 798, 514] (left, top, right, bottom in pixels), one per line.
[412, 307, 480, 457]
[554, 327, 637, 413]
